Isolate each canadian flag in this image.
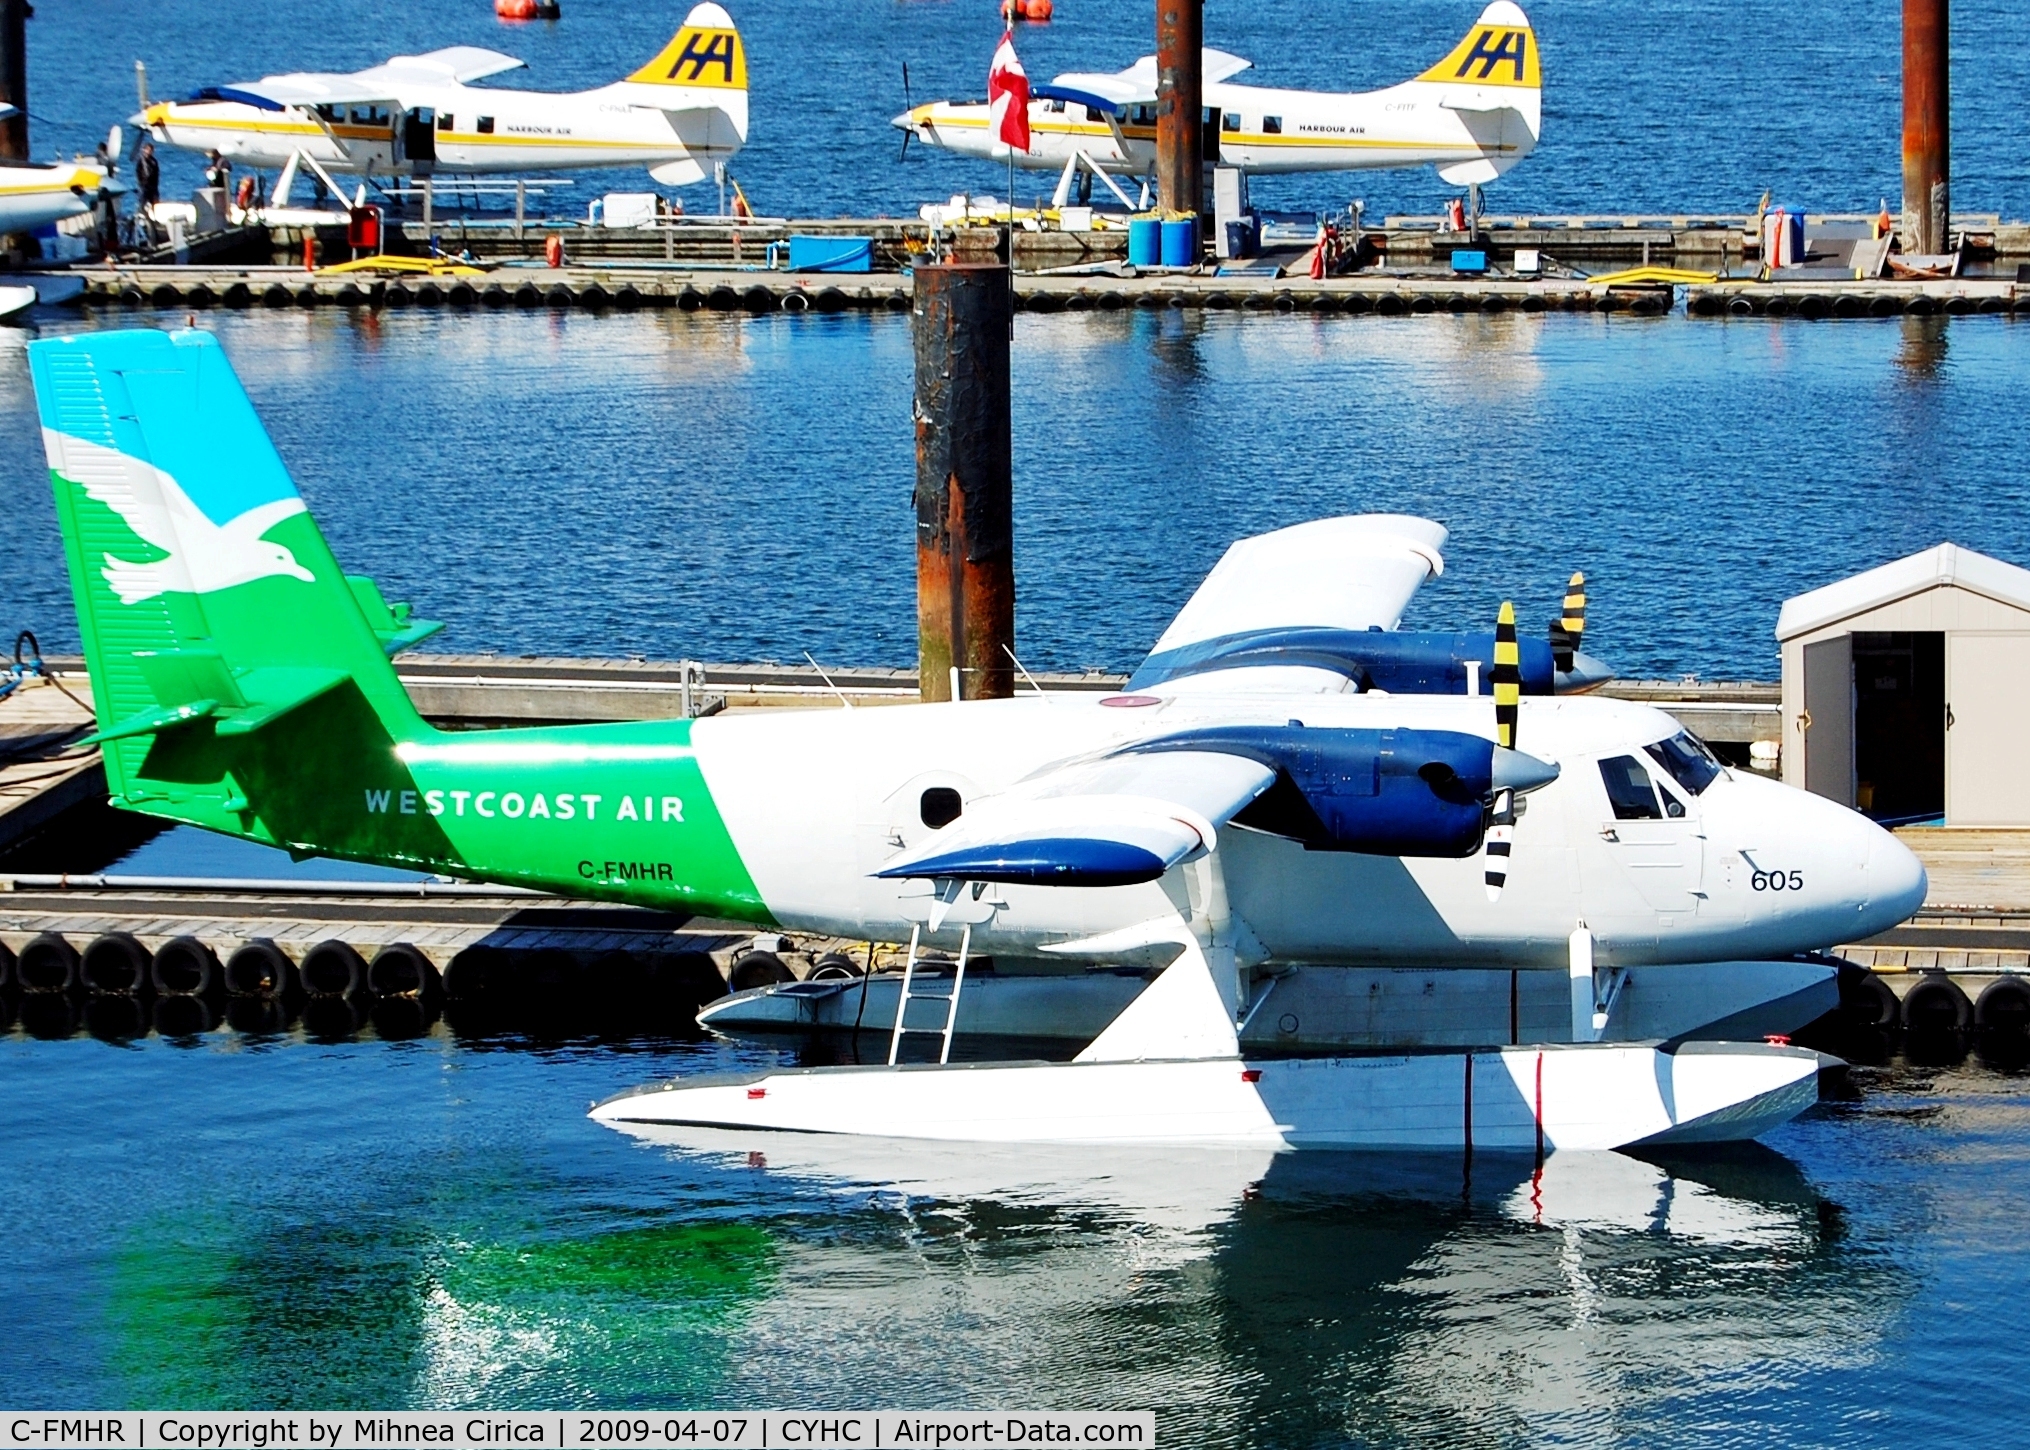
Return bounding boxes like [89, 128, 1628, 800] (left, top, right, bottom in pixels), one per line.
[988, 29, 1031, 153]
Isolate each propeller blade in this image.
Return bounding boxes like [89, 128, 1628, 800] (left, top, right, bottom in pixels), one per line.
[1492, 600, 1520, 751]
[903, 61, 912, 109]
[1548, 571, 1586, 671]
[900, 128, 912, 163]
[1483, 789, 1515, 901]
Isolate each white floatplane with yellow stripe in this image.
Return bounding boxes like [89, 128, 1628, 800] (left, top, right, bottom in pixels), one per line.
[0, 105, 115, 235]
[896, 1, 1539, 189]
[136, 2, 746, 188]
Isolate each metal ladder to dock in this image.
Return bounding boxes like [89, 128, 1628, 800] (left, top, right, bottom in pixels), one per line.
[887, 922, 971, 1065]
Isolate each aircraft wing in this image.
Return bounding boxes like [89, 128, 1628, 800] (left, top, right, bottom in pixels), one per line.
[222, 71, 401, 109]
[222, 49, 523, 109]
[1145, 515, 1449, 667]
[1039, 48, 1251, 115]
[874, 749, 1275, 886]
[374, 47, 527, 85]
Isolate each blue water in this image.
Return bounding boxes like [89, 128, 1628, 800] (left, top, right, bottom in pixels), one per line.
[1, 1019, 2028, 1445]
[20, 0, 2030, 222]
[6, 309, 2030, 683]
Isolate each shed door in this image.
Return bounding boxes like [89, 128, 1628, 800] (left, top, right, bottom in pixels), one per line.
[1803, 636, 1853, 806]
[1947, 633, 2030, 825]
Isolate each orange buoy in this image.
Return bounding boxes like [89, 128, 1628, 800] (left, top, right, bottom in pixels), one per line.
[495, 0, 538, 20]
[544, 233, 564, 267]
[1002, 0, 1052, 20]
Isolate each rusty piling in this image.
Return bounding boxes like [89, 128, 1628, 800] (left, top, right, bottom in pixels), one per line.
[0, 0, 27, 163]
[913, 262, 1014, 704]
[1901, 0, 1949, 255]
[1155, 0, 1203, 219]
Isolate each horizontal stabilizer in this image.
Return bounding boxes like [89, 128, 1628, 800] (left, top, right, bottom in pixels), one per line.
[82, 649, 348, 746]
[346, 574, 444, 656]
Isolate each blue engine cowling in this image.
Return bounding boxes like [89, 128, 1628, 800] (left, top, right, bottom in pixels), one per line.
[1121, 725, 1492, 858]
[1126, 627, 1557, 696]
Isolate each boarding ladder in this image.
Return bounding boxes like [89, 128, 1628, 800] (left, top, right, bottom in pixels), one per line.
[887, 922, 972, 1066]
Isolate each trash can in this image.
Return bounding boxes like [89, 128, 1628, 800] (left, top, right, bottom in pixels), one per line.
[1222, 219, 1256, 260]
[1127, 216, 1161, 267]
[1160, 216, 1198, 267]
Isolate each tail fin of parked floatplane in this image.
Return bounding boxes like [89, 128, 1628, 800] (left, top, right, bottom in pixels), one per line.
[1412, 1, 1541, 184]
[610, 2, 750, 181]
[30, 328, 433, 813]
[29, 328, 768, 914]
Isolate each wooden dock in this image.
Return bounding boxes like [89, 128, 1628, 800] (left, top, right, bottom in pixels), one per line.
[58, 257, 2027, 319]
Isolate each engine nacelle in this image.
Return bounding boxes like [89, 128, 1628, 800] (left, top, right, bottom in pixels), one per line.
[1122, 725, 1493, 858]
[1127, 626, 1557, 696]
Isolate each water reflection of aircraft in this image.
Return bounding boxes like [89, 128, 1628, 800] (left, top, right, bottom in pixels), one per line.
[614, 1125, 1889, 1438]
[135, 3, 747, 191]
[895, 3, 1540, 190]
[33, 330, 1928, 1151]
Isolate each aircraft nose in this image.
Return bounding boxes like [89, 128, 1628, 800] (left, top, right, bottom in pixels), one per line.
[1863, 826, 1928, 931]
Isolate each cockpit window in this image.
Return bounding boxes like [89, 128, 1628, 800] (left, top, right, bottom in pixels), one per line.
[1645, 731, 1722, 796]
[1599, 756, 1663, 820]
[1655, 780, 1687, 818]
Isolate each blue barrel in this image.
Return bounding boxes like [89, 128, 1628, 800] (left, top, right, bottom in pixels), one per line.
[1160, 216, 1198, 267]
[1127, 217, 1161, 267]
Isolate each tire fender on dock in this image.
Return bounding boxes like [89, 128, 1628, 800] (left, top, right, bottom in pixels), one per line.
[367, 943, 441, 999]
[1903, 973, 1974, 1032]
[151, 935, 222, 997]
[300, 940, 369, 999]
[729, 950, 794, 991]
[18, 932, 80, 993]
[225, 939, 296, 999]
[81, 932, 152, 996]
[1975, 977, 2030, 1035]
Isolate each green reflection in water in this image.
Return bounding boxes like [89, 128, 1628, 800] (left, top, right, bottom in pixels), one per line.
[106, 1212, 775, 1408]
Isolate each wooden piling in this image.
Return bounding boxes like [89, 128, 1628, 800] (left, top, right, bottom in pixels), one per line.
[1902, 0, 1950, 255]
[1155, 0, 1203, 219]
[0, 0, 27, 163]
[912, 263, 1014, 704]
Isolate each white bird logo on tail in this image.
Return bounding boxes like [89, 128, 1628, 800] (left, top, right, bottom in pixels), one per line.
[42, 429, 315, 605]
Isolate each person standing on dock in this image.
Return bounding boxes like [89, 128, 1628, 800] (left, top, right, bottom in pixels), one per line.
[134, 140, 159, 214]
[203, 149, 230, 193]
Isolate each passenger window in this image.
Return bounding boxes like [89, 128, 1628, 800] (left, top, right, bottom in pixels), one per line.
[1222, 112, 1240, 132]
[920, 787, 962, 830]
[1599, 756, 1662, 820]
[477, 115, 495, 134]
[438, 113, 454, 131]
[1263, 116, 1283, 134]
[1644, 731, 1722, 796]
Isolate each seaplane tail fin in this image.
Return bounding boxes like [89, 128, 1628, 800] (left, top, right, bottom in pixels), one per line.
[604, 3, 749, 168]
[1411, 2, 1540, 183]
[618, 5, 749, 122]
[1417, 2, 1539, 90]
[29, 328, 430, 821]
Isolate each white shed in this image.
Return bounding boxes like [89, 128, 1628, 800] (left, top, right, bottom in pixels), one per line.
[1777, 543, 2030, 826]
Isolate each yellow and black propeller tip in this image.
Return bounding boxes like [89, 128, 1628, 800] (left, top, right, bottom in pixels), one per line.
[1492, 599, 1521, 751]
[1548, 570, 1587, 670]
